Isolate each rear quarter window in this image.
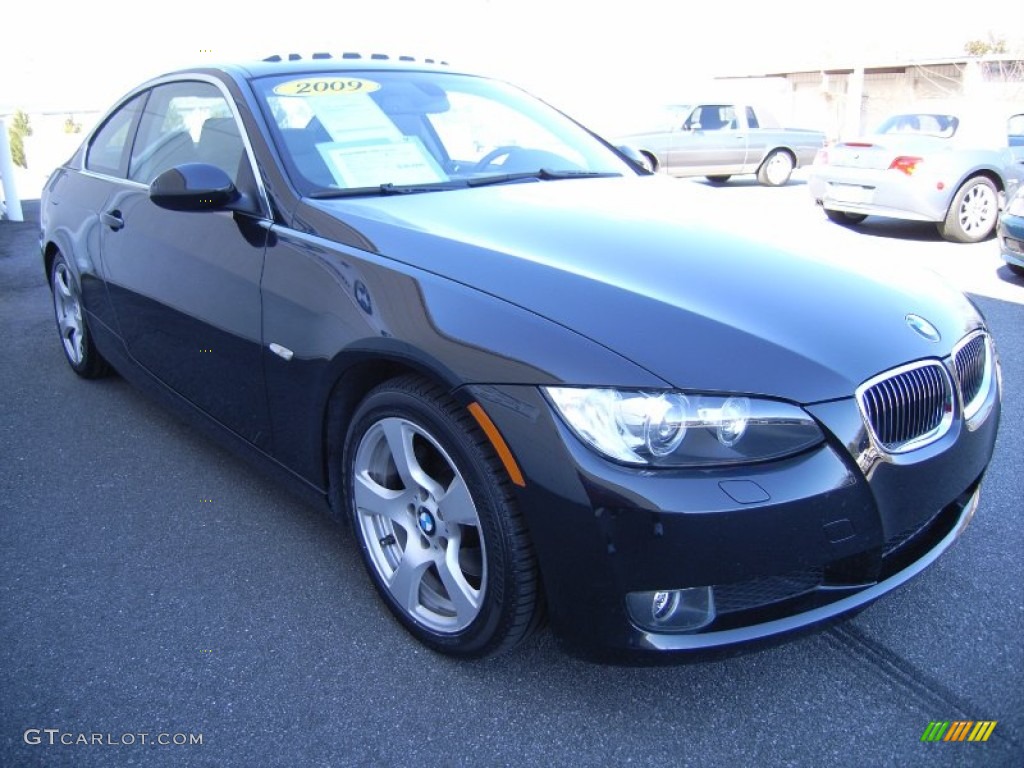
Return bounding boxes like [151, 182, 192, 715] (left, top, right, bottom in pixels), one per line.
[84, 94, 146, 177]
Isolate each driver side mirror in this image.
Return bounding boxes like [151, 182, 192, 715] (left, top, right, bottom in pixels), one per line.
[149, 163, 242, 212]
[616, 145, 656, 173]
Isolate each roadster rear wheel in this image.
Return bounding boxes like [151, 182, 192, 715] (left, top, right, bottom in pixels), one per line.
[938, 176, 998, 243]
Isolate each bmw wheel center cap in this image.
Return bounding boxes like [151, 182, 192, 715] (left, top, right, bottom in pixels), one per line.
[417, 508, 436, 536]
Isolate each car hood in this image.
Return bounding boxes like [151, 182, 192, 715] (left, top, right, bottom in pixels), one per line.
[304, 176, 983, 402]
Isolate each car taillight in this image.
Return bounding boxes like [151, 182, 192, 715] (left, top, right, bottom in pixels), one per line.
[889, 156, 922, 175]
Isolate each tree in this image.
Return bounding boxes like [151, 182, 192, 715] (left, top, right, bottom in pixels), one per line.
[8, 110, 32, 169]
[964, 36, 1008, 56]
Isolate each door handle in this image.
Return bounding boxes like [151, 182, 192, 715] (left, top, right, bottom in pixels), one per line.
[101, 210, 124, 231]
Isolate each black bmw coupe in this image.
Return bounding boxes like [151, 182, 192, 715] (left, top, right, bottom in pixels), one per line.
[40, 54, 1001, 658]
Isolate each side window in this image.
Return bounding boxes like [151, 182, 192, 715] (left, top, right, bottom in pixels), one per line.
[128, 81, 244, 186]
[1009, 114, 1024, 147]
[745, 107, 759, 129]
[689, 105, 733, 131]
[84, 94, 145, 177]
[720, 106, 738, 129]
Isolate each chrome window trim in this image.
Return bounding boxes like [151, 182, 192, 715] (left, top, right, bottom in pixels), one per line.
[81, 74, 272, 220]
[77, 170, 150, 189]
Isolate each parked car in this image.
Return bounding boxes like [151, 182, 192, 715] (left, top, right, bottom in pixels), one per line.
[41, 55, 1001, 659]
[809, 103, 1024, 242]
[997, 184, 1024, 275]
[617, 102, 825, 185]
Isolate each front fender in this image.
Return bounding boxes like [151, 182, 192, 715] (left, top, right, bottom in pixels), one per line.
[260, 225, 668, 486]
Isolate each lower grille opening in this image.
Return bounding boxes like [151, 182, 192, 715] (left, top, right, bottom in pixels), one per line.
[669, 475, 983, 636]
[878, 480, 979, 580]
[713, 568, 823, 614]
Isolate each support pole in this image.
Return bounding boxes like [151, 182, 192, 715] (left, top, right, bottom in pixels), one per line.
[0, 117, 25, 222]
[843, 67, 865, 139]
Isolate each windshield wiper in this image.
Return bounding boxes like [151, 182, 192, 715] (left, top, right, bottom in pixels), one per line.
[310, 170, 622, 197]
[467, 169, 622, 187]
[309, 182, 459, 199]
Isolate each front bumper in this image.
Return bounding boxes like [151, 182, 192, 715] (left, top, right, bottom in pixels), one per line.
[468, 366, 1000, 654]
[998, 213, 1024, 268]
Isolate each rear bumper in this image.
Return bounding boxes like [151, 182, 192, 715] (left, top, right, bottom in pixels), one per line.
[808, 167, 951, 222]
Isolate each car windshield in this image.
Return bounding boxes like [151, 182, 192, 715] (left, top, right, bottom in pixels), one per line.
[253, 70, 632, 196]
[875, 113, 959, 139]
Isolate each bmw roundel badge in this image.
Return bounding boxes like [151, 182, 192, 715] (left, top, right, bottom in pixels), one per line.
[905, 313, 941, 343]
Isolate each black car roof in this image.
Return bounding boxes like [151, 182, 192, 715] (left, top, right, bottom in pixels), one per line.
[163, 53, 459, 82]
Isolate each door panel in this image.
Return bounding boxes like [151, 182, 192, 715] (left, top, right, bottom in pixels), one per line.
[99, 81, 271, 447]
[666, 105, 749, 175]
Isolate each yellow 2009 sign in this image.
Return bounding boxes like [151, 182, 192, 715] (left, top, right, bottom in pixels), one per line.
[272, 78, 381, 96]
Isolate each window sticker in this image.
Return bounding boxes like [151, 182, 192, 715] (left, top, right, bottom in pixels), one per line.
[272, 78, 381, 97]
[307, 93, 403, 144]
[317, 137, 446, 188]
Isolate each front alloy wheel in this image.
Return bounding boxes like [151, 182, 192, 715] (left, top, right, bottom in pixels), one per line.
[344, 376, 541, 657]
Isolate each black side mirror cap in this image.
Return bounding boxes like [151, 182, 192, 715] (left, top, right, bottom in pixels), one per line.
[149, 163, 241, 212]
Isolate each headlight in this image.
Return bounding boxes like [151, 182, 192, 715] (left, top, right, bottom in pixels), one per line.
[543, 387, 823, 467]
[1007, 189, 1024, 217]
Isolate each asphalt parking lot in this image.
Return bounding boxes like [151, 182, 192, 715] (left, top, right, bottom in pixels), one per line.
[2, 181, 1022, 768]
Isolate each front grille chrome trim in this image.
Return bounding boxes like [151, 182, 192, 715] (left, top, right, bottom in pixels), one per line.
[951, 330, 991, 422]
[856, 360, 954, 454]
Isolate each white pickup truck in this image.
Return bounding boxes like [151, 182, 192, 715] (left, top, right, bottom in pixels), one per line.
[619, 103, 826, 186]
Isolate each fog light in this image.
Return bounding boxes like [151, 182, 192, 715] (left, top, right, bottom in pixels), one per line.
[626, 586, 716, 632]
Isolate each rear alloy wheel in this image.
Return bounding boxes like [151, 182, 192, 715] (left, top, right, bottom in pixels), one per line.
[938, 177, 999, 243]
[50, 253, 109, 378]
[344, 376, 541, 657]
[824, 209, 868, 226]
[756, 150, 795, 186]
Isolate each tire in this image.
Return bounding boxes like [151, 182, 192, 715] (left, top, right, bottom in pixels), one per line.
[706, 175, 731, 184]
[1008, 263, 1024, 277]
[50, 252, 109, 378]
[937, 177, 999, 243]
[824, 209, 868, 226]
[756, 149, 795, 186]
[343, 375, 542, 657]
